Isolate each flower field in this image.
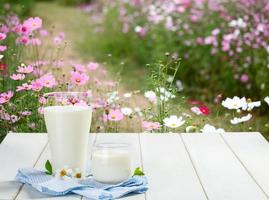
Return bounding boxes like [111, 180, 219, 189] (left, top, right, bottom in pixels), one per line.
[0, 0, 269, 141]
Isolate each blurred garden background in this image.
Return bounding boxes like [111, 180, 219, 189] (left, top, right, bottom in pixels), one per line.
[0, 0, 269, 142]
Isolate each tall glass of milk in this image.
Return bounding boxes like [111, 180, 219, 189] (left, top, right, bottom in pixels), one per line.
[44, 92, 92, 177]
[91, 143, 132, 184]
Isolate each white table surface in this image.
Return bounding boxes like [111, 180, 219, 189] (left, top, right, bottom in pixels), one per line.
[0, 133, 269, 200]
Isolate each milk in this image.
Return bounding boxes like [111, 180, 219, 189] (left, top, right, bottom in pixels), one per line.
[44, 106, 92, 176]
[92, 148, 131, 184]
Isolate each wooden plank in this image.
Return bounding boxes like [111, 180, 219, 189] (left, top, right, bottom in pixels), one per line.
[16, 134, 96, 200]
[221, 132, 269, 198]
[140, 134, 207, 200]
[0, 133, 48, 200]
[82, 133, 146, 200]
[181, 133, 268, 200]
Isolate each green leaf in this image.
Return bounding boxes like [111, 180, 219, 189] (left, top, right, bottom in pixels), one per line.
[132, 167, 145, 177]
[45, 160, 53, 175]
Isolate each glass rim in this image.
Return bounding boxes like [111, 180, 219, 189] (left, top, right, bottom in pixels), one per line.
[43, 91, 92, 97]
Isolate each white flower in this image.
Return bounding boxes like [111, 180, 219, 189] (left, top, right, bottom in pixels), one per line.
[157, 87, 176, 102]
[231, 114, 252, 125]
[201, 124, 225, 133]
[144, 91, 157, 102]
[244, 101, 261, 111]
[72, 168, 82, 179]
[134, 26, 142, 33]
[0, 55, 3, 60]
[55, 166, 73, 180]
[176, 80, 184, 91]
[167, 75, 173, 83]
[121, 107, 133, 116]
[191, 107, 202, 115]
[107, 91, 119, 104]
[222, 96, 247, 110]
[229, 20, 237, 27]
[229, 18, 247, 28]
[163, 115, 185, 128]
[123, 93, 132, 98]
[264, 96, 269, 106]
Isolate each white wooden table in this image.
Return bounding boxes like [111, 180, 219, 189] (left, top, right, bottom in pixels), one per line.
[1, 133, 269, 200]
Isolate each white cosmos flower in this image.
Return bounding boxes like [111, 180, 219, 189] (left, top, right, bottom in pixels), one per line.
[55, 166, 73, 180]
[163, 115, 185, 128]
[176, 80, 184, 91]
[107, 91, 119, 104]
[123, 93, 132, 98]
[72, 168, 82, 179]
[231, 114, 252, 125]
[201, 124, 225, 133]
[121, 107, 133, 116]
[244, 101, 261, 111]
[144, 91, 157, 102]
[167, 75, 173, 82]
[264, 96, 269, 106]
[157, 87, 176, 102]
[0, 55, 3, 60]
[222, 96, 247, 110]
[134, 26, 142, 33]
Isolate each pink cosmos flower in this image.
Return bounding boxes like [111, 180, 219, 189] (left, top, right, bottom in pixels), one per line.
[87, 62, 99, 70]
[38, 96, 47, 104]
[54, 36, 62, 44]
[20, 111, 32, 116]
[70, 71, 89, 85]
[16, 36, 30, 45]
[199, 105, 210, 115]
[73, 64, 86, 73]
[53, 32, 65, 44]
[0, 91, 14, 104]
[0, 25, 9, 34]
[191, 107, 203, 115]
[23, 17, 42, 31]
[10, 115, 19, 123]
[142, 121, 161, 132]
[104, 109, 124, 122]
[134, 26, 147, 37]
[16, 83, 31, 91]
[39, 29, 48, 37]
[12, 23, 29, 35]
[0, 33, 6, 41]
[38, 107, 44, 114]
[30, 80, 43, 92]
[10, 73, 25, 80]
[0, 45, 7, 52]
[38, 73, 57, 88]
[240, 74, 249, 83]
[17, 65, 34, 74]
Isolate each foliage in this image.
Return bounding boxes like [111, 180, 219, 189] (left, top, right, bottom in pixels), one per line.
[82, 0, 269, 102]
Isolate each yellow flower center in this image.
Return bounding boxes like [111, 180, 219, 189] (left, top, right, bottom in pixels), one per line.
[76, 78, 81, 83]
[111, 115, 116, 119]
[60, 169, 67, 177]
[75, 173, 82, 179]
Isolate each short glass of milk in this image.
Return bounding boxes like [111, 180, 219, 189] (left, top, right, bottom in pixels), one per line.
[43, 92, 92, 178]
[91, 143, 132, 184]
